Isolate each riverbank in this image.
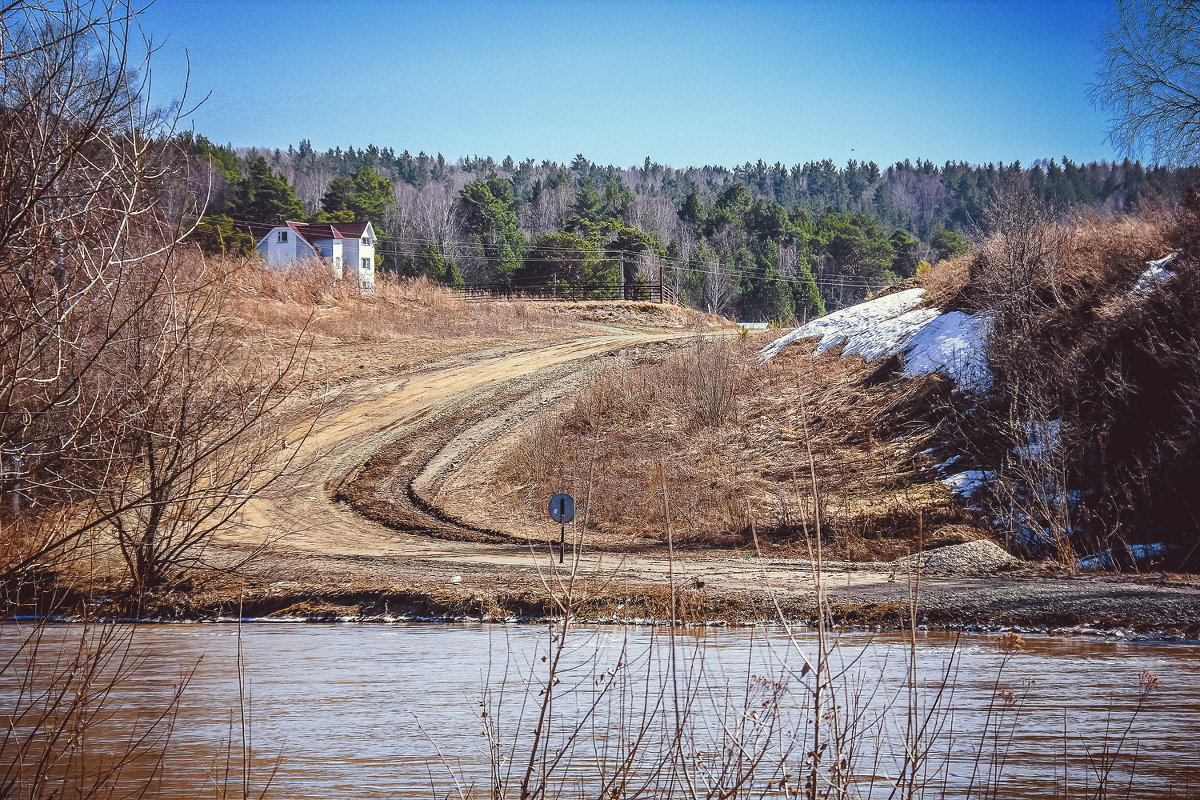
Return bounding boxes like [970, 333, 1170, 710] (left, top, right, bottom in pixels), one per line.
[33, 539, 1200, 639]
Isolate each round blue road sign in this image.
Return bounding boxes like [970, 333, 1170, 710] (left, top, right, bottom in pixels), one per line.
[548, 493, 575, 524]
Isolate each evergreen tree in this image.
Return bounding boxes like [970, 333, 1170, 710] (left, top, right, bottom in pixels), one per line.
[740, 240, 794, 324]
[229, 156, 304, 223]
[191, 214, 256, 257]
[457, 175, 527, 283]
[564, 178, 603, 233]
[443, 260, 465, 289]
[816, 212, 895, 284]
[604, 222, 663, 297]
[417, 243, 445, 282]
[520, 232, 610, 288]
[931, 228, 971, 261]
[320, 165, 394, 221]
[745, 199, 792, 242]
[792, 259, 825, 322]
[678, 184, 705, 229]
[889, 229, 922, 278]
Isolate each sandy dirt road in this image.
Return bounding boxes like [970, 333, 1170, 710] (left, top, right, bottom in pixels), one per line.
[231, 332, 670, 557]
[211, 328, 1200, 632]
[220, 327, 891, 594]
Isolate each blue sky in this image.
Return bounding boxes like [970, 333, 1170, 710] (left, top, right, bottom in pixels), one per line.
[141, 0, 1121, 169]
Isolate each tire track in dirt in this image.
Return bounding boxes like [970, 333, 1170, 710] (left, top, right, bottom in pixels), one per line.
[226, 330, 689, 563]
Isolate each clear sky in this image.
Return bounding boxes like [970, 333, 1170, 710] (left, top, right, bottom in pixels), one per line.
[139, 0, 1122, 169]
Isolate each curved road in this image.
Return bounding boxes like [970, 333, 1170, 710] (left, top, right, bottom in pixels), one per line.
[217, 329, 1200, 632]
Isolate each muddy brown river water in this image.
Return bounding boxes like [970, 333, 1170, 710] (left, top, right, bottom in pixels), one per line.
[4, 623, 1199, 799]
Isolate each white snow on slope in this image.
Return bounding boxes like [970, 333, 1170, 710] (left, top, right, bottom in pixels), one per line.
[758, 288, 926, 361]
[1133, 251, 1180, 295]
[843, 308, 941, 360]
[759, 287, 993, 392]
[941, 470, 994, 498]
[901, 311, 992, 392]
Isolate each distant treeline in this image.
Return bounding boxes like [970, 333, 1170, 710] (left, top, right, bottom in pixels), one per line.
[182, 133, 1200, 320]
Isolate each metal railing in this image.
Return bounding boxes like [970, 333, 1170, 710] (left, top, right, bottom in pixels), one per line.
[457, 281, 678, 304]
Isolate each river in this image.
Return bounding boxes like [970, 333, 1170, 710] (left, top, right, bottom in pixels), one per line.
[3, 623, 1198, 799]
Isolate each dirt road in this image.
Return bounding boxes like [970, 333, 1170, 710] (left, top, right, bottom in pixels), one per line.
[211, 327, 1200, 635]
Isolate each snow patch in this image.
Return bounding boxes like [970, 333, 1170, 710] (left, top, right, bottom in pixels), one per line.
[1076, 542, 1169, 571]
[1014, 420, 1061, 463]
[758, 288, 926, 361]
[842, 308, 941, 361]
[901, 311, 993, 392]
[1133, 251, 1180, 295]
[995, 511, 1060, 556]
[941, 470, 994, 499]
[760, 288, 993, 393]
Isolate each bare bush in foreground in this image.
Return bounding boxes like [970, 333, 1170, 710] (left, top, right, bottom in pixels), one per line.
[97, 257, 312, 592]
[0, 2, 315, 594]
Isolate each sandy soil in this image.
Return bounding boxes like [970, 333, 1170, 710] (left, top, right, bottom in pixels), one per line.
[202, 318, 1200, 635]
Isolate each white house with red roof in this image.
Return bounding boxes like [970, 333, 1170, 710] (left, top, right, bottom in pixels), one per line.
[243, 220, 376, 289]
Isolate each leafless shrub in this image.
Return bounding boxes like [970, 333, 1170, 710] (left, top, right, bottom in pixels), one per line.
[94, 255, 313, 592]
[1, 1, 188, 583]
[946, 178, 1197, 563]
[662, 338, 743, 429]
[0, 4, 298, 798]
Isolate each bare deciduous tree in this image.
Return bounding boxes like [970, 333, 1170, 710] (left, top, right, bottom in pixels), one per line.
[1092, 0, 1200, 164]
[98, 261, 311, 592]
[1, 0, 183, 578]
[699, 247, 735, 316]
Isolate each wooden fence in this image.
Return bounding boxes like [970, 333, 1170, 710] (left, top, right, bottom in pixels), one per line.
[457, 281, 678, 304]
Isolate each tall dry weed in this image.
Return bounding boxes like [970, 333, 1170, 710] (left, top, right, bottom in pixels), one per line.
[223, 258, 572, 344]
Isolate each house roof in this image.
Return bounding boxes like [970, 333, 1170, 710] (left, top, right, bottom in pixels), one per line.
[239, 222, 276, 243]
[237, 220, 373, 247]
[288, 221, 371, 241]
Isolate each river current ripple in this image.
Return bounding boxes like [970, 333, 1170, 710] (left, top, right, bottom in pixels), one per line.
[3, 623, 1198, 799]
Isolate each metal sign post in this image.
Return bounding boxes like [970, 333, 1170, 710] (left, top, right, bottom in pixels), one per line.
[548, 493, 575, 563]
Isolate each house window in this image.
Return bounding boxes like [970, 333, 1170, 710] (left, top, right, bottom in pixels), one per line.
[278, 231, 288, 243]
[361, 257, 372, 272]
[361, 235, 370, 245]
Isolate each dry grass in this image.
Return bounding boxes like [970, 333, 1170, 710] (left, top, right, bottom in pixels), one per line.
[498, 335, 977, 559]
[208, 258, 726, 394]
[225, 258, 575, 342]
